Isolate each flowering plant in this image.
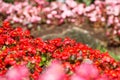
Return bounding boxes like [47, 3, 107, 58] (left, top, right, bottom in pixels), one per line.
[0, 22, 120, 80]
[1, 0, 120, 45]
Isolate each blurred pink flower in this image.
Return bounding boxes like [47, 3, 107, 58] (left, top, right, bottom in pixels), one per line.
[72, 4, 85, 15]
[75, 63, 98, 79]
[90, 16, 97, 22]
[46, 20, 51, 24]
[114, 17, 119, 23]
[39, 61, 65, 80]
[113, 6, 120, 16]
[101, 17, 105, 22]
[71, 74, 86, 80]
[85, 4, 95, 12]
[65, 0, 77, 8]
[60, 4, 68, 11]
[108, 15, 114, 25]
[117, 29, 120, 35]
[47, 14, 53, 19]
[51, 2, 58, 10]
[43, 7, 51, 12]
[51, 10, 57, 15]
[105, 0, 120, 5]
[6, 65, 29, 80]
[0, 76, 6, 80]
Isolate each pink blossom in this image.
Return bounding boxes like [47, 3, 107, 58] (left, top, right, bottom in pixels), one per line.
[105, 0, 120, 5]
[46, 20, 51, 24]
[113, 30, 117, 35]
[0, 76, 6, 80]
[59, 19, 64, 24]
[106, 6, 113, 15]
[43, 7, 51, 12]
[85, 4, 95, 12]
[72, 4, 85, 15]
[47, 14, 53, 19]
[114, 17, 119, 23]
[95, 0, 104, 5]
[90, 16, 97, 22]
[6, 65, 29, 80]
[113, 6, 120, 16]
[65, 0, 77, 8]
[60, 4, 68, 11]
[101, 17, 105, 22]
[75, 63, 98, 79]
[51, 10, 57, 15]
[107, 15, 114, 25]
[54, 14, 61, 19]
[117, 29, 120, 35]
[51, 2, 58, 10]
[70, 19, 76, 22]
[39, 61, 65, 80]
[71, 74, 86, 80]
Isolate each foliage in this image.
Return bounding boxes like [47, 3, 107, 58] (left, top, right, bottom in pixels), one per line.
[3, 0, 14, 3]
[76, 0, 94, 5]
[97, 45, 120, 61]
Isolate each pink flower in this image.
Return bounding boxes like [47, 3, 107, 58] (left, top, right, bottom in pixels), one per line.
[114, 17, 119, 23]
[51, 10, 57, 15]
[47, 14, 53, 19]
[95, 0, 104, 5]
[105, 0, 120, 5]
[113, 6, 120, 16]
[54, 15, 61, 19]
[72, 4, 85, 15]
[0, 76, 6, 80]
[65, 0, 77, 8]
[113, 30, 117, 35]
[90, 16, 97, 22]
[60, 4, 68, 11]
[46, 20, 51, 24]
[107, 15, 114, 25]
[117, 29, 120, 35]
[6, 65, 29, 80]
[51, 2, 58, 10]
[75, 63, 98, 79]
[101, 17, 105, 22]
[71, 74, 86, 80]
[85, 4, 95, 12]
[39, 61, 65, 80]
[43, 7, 51, 12]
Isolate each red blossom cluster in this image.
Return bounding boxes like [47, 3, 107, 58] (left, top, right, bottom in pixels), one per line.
[0, 22, 120, 80]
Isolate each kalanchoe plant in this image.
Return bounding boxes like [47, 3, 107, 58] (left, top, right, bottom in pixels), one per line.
[0, 22, 120, 80]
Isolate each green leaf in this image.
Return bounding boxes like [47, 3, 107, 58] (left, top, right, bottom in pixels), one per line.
[42, 56, 47, 62]
[83, 0, 92, 6]
[27, 62, 31, 68]
[39, 61, 44, 67]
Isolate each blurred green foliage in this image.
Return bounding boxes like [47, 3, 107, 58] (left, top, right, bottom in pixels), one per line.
[97, 45, 120, 61]
[47, 0, 56, 2]
[3, 0, 14, 3]
[76, 0, 94, 6]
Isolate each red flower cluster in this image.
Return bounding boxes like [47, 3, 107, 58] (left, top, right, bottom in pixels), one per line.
[0, 22, 120, 80]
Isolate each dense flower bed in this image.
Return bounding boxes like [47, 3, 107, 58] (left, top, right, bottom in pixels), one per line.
[1, 0, 120, 45]
[0, 22, 120, 80]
